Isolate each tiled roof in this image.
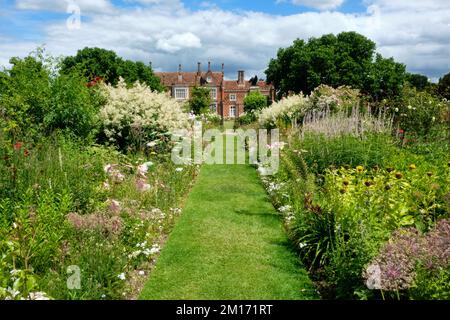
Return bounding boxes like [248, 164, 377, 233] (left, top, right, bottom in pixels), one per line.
[155, 72, 224, 87]
[224, 80, 272, 91]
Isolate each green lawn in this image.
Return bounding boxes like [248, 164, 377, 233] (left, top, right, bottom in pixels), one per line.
[139, 161, 317, 300]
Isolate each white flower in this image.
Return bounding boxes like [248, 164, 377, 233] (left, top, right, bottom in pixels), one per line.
[138, 271, 145, 276]
[298, 243, 307, 249]
[118, 273, 126, 280]
[6, 287, 20, 298]
[99, 79, 190, 145]
[146, 141, 158, 148]
[28, 292, 50, 300]
[102, 181, 111, 190]
[175, 167, 184, 172]
[278, 205, 292, 213]
[104, 164, 113, 173]
[407, 105, 413, 110]
[137, 164, 148, 176]
[394, 108, 399, 112]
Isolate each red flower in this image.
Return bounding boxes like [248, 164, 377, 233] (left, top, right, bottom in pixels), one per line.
[24, 149, 30, 157]
[398, 129, 404, 134]
[13, 142, 23, 151]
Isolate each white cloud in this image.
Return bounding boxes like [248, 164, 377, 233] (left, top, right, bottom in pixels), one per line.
[156, 32, 202, 53]
[2, 0, 450, 81]
[278, 0, 345, 10]
[15, 0, 115, 14]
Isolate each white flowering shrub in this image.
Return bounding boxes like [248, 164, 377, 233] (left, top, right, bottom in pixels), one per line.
[258, 94, 310, 128]
[309, 85, 360, 113]
[99, 79, 190, 150]
[258, 85, 361, 129]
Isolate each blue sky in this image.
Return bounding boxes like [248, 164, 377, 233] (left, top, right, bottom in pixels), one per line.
[1, 0, 449, 81]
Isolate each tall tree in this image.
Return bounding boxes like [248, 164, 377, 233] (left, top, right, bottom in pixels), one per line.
[60, 47, 163, 91]
[189, 87, 212, 115]
[244, 91, 267, 114]
[265, 32, 406, 100]
[437, 72, 450, 100]
[406, 73, 430, 91]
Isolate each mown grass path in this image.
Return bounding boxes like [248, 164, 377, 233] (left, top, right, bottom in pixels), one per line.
[139, 133, 316, 300]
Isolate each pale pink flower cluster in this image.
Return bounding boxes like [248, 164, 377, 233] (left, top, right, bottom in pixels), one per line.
[135, 161, 153, 193]
[104, 164, 125, 184]
[66, 212, 123, 235]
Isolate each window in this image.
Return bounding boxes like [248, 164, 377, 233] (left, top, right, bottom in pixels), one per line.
[210, 103, 218, 113]
[210, 88, 217, 100]
[174, 88, 188, 100]
[229, 106, 236, 118]
[229, 93, 237, 101]
[207, 76, 212, 83]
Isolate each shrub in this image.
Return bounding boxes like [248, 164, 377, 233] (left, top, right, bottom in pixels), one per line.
[0, 51, 51, 140]
[188, 86, 212, 115]
[392, 85, 449, 137]
[45, 73, 101, 139]
[258, 94, 310, 128]
[0, 49, 105, 142]
[99, 79, 190, 151]
[364, 219, 450, 299]
[244, 91, 267, 115]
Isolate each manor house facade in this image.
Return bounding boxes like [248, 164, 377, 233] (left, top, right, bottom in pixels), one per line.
[155, 62, 275, 118]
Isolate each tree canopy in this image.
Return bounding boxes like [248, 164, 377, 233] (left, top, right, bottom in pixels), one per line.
[406, 73, 430, 91]
[437, 72, 450, 100]
[265, 31, 406, 101]
[244, 91, 267, 114]
[189, 87, 212, 115]
[60, 47, 163, 91]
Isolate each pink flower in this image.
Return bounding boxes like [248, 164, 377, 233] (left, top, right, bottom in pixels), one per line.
[109, 199, 121, 214]
[136, 179, 151, 192]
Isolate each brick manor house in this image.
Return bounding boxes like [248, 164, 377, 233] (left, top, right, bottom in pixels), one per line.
[155, 62, 275, 118]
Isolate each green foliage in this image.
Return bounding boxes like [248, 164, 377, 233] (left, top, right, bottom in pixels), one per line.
[366, 54, 406, 101]
[0, 132, 198, 299]
[266, 31, 406, 101]
[244, 91, 267, 114]
[406, 73, 430, 91]
[188, 86, 212, 115]
[437, 72, 450, 100]
[261, 113, 449, 299]
[299, 132, 395, 175]
[60, 47, 163, 91]
[0, 52, 51, 139]
[411, 266, 450, 300]
[46, 74, 100, 139]
[393, 85, 449, 137]
[0, 50, 104, 142]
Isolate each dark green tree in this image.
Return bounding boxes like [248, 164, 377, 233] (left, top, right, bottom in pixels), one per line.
[189, 87, 212, 115]
[406, 73, 430, 91]
[437, 72, 450, 100]
[365, 54, 406, 101]
[60, 47, 163, 91]
[244, 91, 267, 114]
[265, 31, 406, 100]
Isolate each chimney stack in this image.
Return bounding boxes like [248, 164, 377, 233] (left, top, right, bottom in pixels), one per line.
[178, 64, 182, 82]
[238, 70, 245, 84]
[197, 62, 201, 75]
